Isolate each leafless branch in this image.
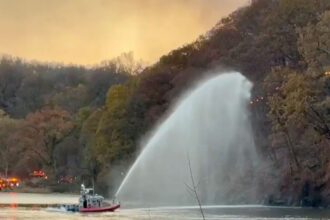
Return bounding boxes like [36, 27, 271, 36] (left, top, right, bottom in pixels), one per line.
[185, 154, 205, 220]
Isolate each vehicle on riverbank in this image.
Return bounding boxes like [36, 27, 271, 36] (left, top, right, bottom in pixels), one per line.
[0, 177, 19, 190]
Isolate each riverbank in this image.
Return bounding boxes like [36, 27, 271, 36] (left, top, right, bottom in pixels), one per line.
[1, 187, 51, 194]
[0, 192, 79, 205]
[0, 204, 60, 208]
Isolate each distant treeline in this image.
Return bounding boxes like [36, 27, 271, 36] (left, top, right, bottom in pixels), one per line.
[0, 0, 329, 206]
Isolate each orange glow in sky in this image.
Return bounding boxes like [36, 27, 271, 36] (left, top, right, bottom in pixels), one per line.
[0, 0, 248, 65]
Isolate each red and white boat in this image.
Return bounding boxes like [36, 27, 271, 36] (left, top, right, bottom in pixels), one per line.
[79, 204, 120, 213]
[63, 184, 120, 213]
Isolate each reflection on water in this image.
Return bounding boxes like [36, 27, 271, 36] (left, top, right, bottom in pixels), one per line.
[1, 206, 330, 220]
[1, 208, 204, 220]
[1, 193, 330, 219]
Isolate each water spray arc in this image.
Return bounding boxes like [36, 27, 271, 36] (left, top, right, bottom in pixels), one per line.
[116, 72, 258, 207]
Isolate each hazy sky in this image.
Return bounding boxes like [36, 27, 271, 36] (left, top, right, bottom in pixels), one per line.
[0, 0, 248, 65]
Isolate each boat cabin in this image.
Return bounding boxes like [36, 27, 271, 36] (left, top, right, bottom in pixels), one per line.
[79, 184, 104, 209]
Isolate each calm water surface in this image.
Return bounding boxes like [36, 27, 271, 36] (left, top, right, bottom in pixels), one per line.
[0, 193, 330, 219]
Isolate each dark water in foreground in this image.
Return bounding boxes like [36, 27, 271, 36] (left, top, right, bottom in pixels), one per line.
[1, 193, 330, 219]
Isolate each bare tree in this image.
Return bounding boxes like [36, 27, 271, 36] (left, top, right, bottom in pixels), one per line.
[185, 154, 205, 220]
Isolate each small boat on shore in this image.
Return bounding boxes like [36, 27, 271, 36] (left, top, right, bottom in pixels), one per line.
[62, 184, 120, 213]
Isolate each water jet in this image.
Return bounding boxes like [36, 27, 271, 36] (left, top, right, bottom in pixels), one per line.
[116, 72, 258, 207]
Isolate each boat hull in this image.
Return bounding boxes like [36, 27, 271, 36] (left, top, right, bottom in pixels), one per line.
[79, 204, 120, 213]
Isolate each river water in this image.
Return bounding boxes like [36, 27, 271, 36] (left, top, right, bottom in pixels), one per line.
[0, 193, 330, 219]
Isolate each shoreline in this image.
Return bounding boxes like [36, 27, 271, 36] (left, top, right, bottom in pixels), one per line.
[0, 203, 326, 209]
[0, 192, 79, 206]
[0, 204, 66, 208]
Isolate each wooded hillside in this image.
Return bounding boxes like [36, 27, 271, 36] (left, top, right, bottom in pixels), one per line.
[0, 0, 329, 206]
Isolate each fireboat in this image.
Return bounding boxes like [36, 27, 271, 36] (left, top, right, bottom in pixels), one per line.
[62, 184, 120, 213]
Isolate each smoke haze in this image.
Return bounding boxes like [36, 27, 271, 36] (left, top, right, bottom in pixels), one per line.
[0, 0, 248, 65]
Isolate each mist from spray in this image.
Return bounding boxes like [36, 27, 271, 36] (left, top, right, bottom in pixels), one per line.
[116, 72, 258, 207]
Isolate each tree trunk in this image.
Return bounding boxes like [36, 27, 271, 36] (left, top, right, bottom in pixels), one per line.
[284, 131, 300, 170]
[5, 144, 9, 178]
[5, 163, 8, 178]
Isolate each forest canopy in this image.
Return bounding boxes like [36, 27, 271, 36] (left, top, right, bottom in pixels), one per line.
[0, 0, 329, 206]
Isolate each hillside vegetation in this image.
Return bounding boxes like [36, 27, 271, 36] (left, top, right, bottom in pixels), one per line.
[0, 0, 329, 206]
